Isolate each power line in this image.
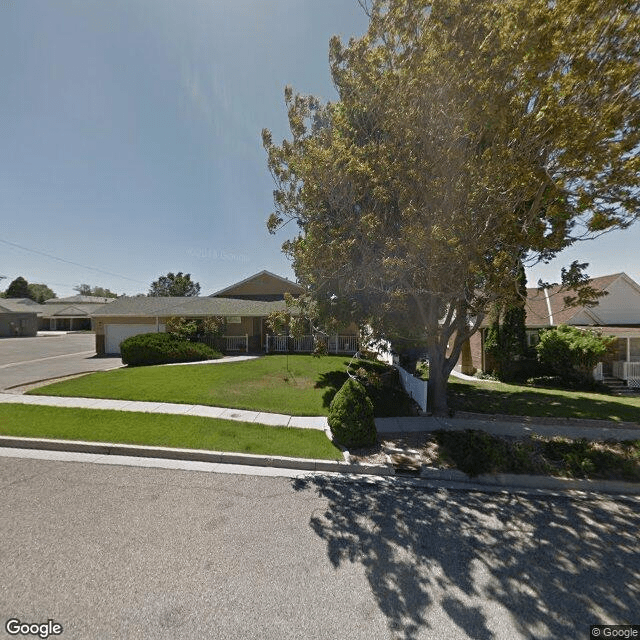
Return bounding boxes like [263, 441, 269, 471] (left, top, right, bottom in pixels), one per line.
[0, 239, 146, 285]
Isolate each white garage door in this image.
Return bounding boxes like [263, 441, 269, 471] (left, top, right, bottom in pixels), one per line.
[105, 324, 164, 354]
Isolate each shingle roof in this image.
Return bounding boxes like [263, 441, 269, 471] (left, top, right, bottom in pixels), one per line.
[45, 295, 116, 305]
[0, 299, 45, 314]
[524, 274, 623, 327]
[91, 296, 290, 317]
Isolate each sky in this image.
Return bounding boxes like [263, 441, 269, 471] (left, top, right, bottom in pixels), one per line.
[1, 0, 639, 298]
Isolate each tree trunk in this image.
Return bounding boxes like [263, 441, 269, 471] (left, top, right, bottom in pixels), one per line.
[427, 346, 449, 416]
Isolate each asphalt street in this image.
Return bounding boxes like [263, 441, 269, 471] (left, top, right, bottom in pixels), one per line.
[1, 458, 638, 640]
[0, 334, 122, 390]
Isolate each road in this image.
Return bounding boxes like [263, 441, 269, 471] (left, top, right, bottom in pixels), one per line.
[1, 458, 638, 639]
[0, 334, 122, 390]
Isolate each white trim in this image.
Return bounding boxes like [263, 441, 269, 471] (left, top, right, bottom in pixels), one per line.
[543, 288, 554, 326]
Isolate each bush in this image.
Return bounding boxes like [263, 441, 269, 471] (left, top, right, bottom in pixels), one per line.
[120, 332, 220, 366]
[536, 325, 615, 383]
[328, 377, 377, 448]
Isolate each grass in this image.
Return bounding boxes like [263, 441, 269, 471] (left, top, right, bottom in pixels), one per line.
[29, 355, 415, 417]
[443, 376, 640, 424]
[0, 404, 343, 460]
[430, 429, 640, 481]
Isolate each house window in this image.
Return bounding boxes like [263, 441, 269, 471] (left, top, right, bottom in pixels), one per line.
[226, 316, 241, 324]
[526, 330, 540, 347]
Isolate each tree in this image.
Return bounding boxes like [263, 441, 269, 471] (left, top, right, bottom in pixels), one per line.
[74, 284, 118, 298]
[263, 0, 640, 415]
[27, 283, 57, 303]
[5, 277, 33, 299]
[484, 261, 529, 381]
[148, 272, 200, 297]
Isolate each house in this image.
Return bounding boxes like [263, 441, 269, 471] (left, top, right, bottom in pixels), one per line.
[465, 272, 640, 387]
[0, 298, 42, 337]
[39, 295, 116, 331]
[92, 270, 359, 356]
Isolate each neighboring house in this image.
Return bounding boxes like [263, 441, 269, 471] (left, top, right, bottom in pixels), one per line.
[465, 272, 640, 387]
[92, 270, 359, 356]
[0, 298, 42, 337]
[39, 295, 116, 331]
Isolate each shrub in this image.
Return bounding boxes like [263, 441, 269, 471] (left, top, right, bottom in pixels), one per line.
[328, 377, 377, 448]
[120, 332, 220, 366]
[536, 325, 615, 384]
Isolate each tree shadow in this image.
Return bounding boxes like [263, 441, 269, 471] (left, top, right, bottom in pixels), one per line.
[448, 379, 640, 423]
[314, 371, 349, 408]
[292, 475, 640, 639]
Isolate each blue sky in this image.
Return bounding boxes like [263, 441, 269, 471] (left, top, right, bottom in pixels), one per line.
[1, 0, 638, 297]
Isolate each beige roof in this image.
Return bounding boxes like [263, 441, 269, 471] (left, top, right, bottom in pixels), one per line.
[210, 270, 304, 299]
[91, 296, 289, 318]
[0, 299, 44, 314]
[524, 273, 624, 327]
[45, 295, 116, 305]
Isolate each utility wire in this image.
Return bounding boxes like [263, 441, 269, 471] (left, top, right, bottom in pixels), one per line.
[0, 239, 146, 284]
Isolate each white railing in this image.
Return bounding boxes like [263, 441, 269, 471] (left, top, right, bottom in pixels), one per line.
[396, 365, 428, 412]
[612, 360, 640, 387]
[265, 335, 359, 354]
[593, 362, 604, 381]
[327, 335, 359, 354]
[224, 335, 248, 352]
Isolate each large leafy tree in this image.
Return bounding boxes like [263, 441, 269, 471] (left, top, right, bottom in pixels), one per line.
[5, 276, 33, 299]
[27, 283, 57, 303]
[263, 0, 640, 415]
[148, 272, 201, 297]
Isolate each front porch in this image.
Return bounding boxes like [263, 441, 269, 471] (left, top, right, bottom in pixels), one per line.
[594, 334, 640, 389]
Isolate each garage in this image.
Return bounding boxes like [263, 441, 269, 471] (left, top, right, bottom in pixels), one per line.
[104, 324, 164, 355]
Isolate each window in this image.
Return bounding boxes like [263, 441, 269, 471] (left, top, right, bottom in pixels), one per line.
[526, 330, 540, 347]
[226, 316, 241, 324]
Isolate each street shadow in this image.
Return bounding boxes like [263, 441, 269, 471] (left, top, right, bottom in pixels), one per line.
[292, 476, 640, 639]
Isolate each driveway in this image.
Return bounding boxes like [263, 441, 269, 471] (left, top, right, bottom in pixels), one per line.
[0, 333, 122, 391]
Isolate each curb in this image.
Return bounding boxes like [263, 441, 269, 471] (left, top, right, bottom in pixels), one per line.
[419, 466, 640, 496]
[0, 435, 393, 476]
[1, 437, 637, 495]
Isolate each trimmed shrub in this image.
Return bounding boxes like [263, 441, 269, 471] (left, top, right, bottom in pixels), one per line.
[328, 377, 377, 448]
[120, 332, 220, 366]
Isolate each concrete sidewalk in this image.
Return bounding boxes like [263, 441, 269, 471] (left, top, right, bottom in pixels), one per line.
[376, 415, 640, 441]
[2, 392, 639, 440]
[0, 393, 328, 430]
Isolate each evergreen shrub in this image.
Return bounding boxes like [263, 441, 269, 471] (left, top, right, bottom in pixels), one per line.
[328, 377, 377, 448]
[120, 332, 220, 366]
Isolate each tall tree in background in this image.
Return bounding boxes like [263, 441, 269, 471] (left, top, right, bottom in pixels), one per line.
[484, 261, 529, 381]
[74, 284, 118, 298]
[263, 0, 640, 414]
[27, 283, 57, 303]
[148, 272, 201, 297]
[5, 276, 33, 300]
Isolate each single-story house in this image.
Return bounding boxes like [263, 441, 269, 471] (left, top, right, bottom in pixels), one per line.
[92, 270, 359, 356]
[39, 295, 115, 331]
[465, 272, 640, 387]
[0, 298, 42, 337]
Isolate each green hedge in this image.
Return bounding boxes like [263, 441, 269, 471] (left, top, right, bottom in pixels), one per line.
[328, 377, 377, 448]
[120, 332, 220, 366]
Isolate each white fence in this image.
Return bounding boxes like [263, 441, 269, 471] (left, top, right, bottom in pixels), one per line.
[593, 362, 604, 381]
[224, 335, 248, 352]
[265, 334, 359, 354]
[396, 365, 428, 412]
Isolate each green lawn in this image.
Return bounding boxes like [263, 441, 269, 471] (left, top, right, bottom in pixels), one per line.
[446, 376, 640, 424]
[0, 404, 343, 460]
[29, 355, 413, 417]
